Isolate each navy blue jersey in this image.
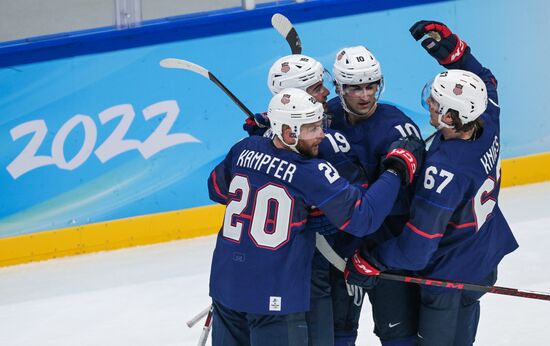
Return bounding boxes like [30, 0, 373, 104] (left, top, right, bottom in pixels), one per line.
[378, 54, 518, 284]
[207, 136, 401, 314]
[249, 123, 368, 186]
[319, 128, 368, 186]
[327, 98, 423, 245]
[327, 101, 422, 183]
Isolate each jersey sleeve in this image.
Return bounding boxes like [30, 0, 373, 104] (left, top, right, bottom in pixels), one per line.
[301, 162, 401, 238]
[318, 129, 369, 186]
[207, 151, 233, 204]
[377, 162, 467, 270]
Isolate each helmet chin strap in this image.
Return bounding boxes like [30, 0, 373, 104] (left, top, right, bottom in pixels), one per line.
[276, 133, 300, 153]
[436, 112, 455, 130]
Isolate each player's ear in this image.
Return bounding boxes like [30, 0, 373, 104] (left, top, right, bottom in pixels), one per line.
[442, 112, 454, 126]
[282, 125, 297, 144]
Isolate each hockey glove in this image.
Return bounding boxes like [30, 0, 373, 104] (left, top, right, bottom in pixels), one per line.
[409, 20, 470, 68]
[307, 210, 339, 235]
[383, 136, 425, 186]
[242, 112, 270, 137]
[344, 249, 387, 290]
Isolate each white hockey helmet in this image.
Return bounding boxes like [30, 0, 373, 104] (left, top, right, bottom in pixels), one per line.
[267, 54, 324, 95]
[422, 69, 488, 128]
[332, 45, 383, 87]
[268, 88, 324, 150]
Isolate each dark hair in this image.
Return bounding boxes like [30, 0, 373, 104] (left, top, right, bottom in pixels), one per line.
[448, 109, 484, 133]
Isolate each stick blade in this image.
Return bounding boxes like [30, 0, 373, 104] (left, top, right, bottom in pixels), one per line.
[160, 58, 209, 79]
[271, 13, 302, 54]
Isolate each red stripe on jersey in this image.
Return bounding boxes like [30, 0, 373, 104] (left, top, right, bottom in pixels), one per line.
[448, 221, 477, 229]
[211, 170, 227, 200]
[339, 198, 362, 231]
[340, 219, 351, 231]
[309, 210, 324, 217]
[407, 222, 443, 239]
[291, 218, 308, 228]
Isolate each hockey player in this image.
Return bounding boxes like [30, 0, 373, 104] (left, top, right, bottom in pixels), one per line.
[245, 54, 370, 345]
[326, 45, 423, 345]
[208, 87, 424, 346]
[346, 21, 519, 345]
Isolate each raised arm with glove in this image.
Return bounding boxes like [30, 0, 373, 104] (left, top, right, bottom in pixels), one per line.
[409, 20, 469, 69]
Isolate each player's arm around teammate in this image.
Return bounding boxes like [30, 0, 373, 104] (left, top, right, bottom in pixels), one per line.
[207, 87, 423, 346]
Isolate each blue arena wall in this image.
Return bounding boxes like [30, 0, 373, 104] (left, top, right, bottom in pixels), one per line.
[0, 0, 549, 265]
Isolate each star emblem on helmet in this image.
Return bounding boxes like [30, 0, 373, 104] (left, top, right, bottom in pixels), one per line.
[281, 94, 291, 104]
[281, 62, 290, 73]
[453, 83, 463, 96]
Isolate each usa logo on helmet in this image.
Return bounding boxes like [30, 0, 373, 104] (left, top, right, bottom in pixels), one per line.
[281, 94, 291, 104]
[281, 62, 290, 73]
[453, 83, 463, 96]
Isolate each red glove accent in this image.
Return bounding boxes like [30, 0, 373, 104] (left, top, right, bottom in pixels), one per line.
[424, 22, 452, 38]
[386, 148, 418, 185]
[438, 35, 468, 66]
[346, 250, 381, 277]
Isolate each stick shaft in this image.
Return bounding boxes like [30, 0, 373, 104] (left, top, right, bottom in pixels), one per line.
[187, 304, 211, 328]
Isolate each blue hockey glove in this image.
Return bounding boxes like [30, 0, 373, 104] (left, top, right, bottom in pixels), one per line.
[243, 112, 270, 137]
[409, 20, 470, 68]
[307, 211, 339, 236]
[383, 136, 425, 186]
[344, 249, 387, 290]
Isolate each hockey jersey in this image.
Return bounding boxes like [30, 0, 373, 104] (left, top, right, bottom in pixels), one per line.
[327, 96, 423, 243]
[378, 54, 519, 284]
[207, 136, 400, 314]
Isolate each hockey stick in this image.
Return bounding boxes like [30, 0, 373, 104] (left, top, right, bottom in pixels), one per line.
[160, 58, 255, 119]
[271, 13, 302, 54]
[315, 234, 550, 301]
[381, 273, 550, 301]
[187, 304, 212, 328]
[197, 305, 214, 346]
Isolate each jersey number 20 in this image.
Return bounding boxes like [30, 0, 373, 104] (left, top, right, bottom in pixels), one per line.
[223, 175, 293, 250]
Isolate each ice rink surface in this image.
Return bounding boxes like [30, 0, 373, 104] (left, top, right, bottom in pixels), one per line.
[1, 182, 549, 345]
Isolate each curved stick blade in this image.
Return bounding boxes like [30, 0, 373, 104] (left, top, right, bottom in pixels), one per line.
[160, 58, 209, 79]
[271, 13, 302, 54]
